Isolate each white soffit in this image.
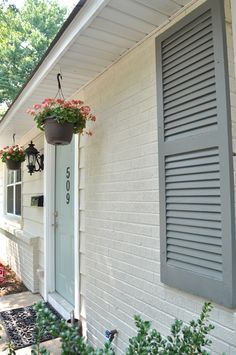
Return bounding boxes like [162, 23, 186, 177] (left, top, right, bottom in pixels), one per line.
[0, 0, 193, 145]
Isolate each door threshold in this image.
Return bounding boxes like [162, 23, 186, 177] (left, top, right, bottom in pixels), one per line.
[48, 292, 74, 320]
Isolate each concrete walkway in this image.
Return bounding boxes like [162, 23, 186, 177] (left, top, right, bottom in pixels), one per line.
[0, 291, 61, 354]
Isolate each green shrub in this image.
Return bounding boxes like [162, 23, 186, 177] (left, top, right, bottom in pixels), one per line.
[4, 341, 16, 355]
[126, 302, 214, 355]
[31, 302, 215, 355]
[32, 301, 115, 355]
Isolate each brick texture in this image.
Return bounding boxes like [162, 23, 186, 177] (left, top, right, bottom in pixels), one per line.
[80, 1, 236, 354]
[0, 134, 44, 293]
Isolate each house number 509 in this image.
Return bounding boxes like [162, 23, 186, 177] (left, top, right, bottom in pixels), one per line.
[66, 167, 70, 204]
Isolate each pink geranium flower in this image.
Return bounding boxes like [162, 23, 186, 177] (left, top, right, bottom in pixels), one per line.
[33, 104, 41, 109]
[27, 97, 96, 136]
[0, 145, 26, 163]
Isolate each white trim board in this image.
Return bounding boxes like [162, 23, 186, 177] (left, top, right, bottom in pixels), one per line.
[48, 292, 73, 320]
[74, 134, 80, 318]
[43, 137, 80, 318]
[43, 139, 55, 300]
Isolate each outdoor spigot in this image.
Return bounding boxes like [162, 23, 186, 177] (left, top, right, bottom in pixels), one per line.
[105, 329, 118, 342]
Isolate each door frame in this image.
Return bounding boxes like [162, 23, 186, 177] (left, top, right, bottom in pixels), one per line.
[44, 135, 80, 319]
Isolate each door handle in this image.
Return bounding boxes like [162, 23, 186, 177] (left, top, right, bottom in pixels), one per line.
[52, 211, 58, 227]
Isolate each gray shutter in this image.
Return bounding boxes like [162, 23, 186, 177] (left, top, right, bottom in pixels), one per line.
[156, 0, 236, 307]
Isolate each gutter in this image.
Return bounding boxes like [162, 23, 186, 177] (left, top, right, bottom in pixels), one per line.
[0, 0, 87, 125]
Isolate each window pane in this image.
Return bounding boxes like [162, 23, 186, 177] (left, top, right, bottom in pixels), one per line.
[7, 171, 14, 184]
[16, 169, 21, 182]
[7, 186, 14, 214]
[15, 184, 21, 215]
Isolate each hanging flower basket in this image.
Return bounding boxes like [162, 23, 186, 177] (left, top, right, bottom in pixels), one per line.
[44, 116, 74, 145]
[0, 145, 25, 170]
[6, 159, 22, 170]
[27, 98, 96, 146]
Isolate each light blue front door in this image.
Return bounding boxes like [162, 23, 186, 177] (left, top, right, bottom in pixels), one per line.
[55, 139, 75, 305]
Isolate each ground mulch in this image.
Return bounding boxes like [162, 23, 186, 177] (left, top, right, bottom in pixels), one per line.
[0, 261, 28, 297]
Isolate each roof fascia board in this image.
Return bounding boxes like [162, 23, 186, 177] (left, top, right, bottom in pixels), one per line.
[0, 0, 111, 134]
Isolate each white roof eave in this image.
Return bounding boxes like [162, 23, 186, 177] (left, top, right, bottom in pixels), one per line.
[0, 0, 111, 145]
[0, 0, 194, 146]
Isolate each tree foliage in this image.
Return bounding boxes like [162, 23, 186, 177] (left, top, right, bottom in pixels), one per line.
[0, 0, 67, 106]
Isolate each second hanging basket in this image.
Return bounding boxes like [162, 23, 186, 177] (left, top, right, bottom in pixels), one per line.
[5, 159, 22, 170]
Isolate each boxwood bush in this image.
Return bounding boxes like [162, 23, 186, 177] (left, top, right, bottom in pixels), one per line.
[27, 301, 215, 355]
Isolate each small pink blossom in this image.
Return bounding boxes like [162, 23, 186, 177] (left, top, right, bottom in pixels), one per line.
[81, 106, 91, 115]
[43, 98, 53, 104]
[33, 104, 41, 109]
[56, 99, 64, 104]
[63, 101, 73, 108]
[27, 109, 36, 116]
[71, 99, 83, 105]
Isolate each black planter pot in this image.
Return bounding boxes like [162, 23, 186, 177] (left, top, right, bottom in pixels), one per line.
[44, 117, 74, 145]
[5, 160, 21, 170]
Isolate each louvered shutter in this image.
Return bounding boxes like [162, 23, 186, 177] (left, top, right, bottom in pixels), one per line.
[156, 0, 236, 307]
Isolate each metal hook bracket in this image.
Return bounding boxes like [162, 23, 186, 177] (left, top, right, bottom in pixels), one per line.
[55, 73, 65, 100]
[57, 73, 62, 90]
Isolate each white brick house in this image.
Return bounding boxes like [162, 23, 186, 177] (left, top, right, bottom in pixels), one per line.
[0, 0, 236, 353]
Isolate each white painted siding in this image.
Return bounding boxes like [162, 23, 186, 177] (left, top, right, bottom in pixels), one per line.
[79, 0, 236, 354]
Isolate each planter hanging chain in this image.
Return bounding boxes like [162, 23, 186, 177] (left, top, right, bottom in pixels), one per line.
[42, 73, 74, 145]
[55, 73, 65, 100]
[12, 133, 16, 145]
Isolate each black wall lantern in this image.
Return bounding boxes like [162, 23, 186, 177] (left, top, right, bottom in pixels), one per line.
[25, 141, 44, 175]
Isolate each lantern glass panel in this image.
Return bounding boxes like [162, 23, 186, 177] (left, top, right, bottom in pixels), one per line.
[28, 154, 36, 165]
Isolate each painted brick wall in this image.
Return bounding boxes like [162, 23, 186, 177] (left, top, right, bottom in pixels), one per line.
[0, 133, 44, 293]
[22, 134, 44, 294]
[80, 0, 236, 354]
[0, 229, 39, 292]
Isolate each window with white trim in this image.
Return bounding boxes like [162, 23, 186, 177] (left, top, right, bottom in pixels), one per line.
[6, 169, 22, 216]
